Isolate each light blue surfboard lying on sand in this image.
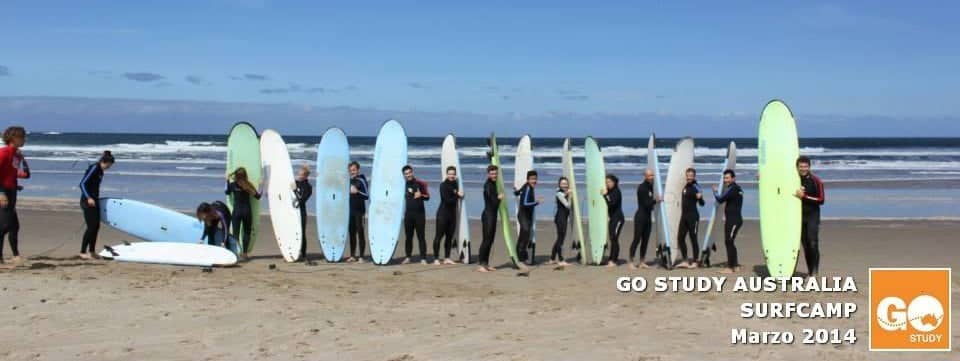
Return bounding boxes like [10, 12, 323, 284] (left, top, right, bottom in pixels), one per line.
[99, 198, 205, 244]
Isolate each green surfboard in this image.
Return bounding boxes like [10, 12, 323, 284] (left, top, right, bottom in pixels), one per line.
[758, 100, 802, 277]
[226, 122, 263, 254]
[584, 137, 608, 265]
[489, 134, 519, 266]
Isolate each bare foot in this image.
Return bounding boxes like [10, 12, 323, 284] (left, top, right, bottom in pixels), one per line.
[443, 258, 456, 265]
[346, 257, 357, 263]
[79, 253, 93, 260]
[400, 257, 411, 264]
[628, 263, 637, 270]
[639, 262, 651, 269]
[718, 267, 734, 274]
[675, 261, 690, 269]
[487, 266, 498, 272]
[432, 260, 441, 265]
[558, 261, 570, 267]
[545, 260, 556, 265]
[11, 256, 23, 264]
[606, 261, 617, 268]
[477, 266, 490, 273]
[357, 258, 365, 264]
[688, 260, 699, 269]
[90, 253, 102, 260]
[420, 260, 428, 265]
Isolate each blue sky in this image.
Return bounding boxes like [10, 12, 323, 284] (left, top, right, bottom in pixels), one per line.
[1, 0, 958, 136]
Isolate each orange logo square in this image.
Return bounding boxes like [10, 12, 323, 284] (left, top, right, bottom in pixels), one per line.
[869, 268, 951, 351]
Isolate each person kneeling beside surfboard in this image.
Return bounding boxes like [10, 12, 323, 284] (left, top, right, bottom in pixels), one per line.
[196, 201, 238, 252]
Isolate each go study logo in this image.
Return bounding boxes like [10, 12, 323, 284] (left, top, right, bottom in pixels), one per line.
[869, 268, 951, 351]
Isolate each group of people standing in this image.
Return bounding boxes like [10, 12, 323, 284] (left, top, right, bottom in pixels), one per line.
[0, 125, 824, 278]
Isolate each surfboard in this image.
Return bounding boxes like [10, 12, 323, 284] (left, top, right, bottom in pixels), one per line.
[648, 134, 672, 267]
[758, 100, 801, 277]
[368, 120, 408, 265]
[664, 137, 694, 264]
[489, 134, 519, 266]
[441, 134, 470, 263]
[100, 242, 238, 267]
[260, 129, 302, 262]
[561, 138, 586, 264]
[226, 122, 262, 254]
[316, 128, 350, 262]
[584, 137, 608, 265]
[700, 141, 737, 266]
[513, 135, 535, 253]
[99, 198, 205, 243]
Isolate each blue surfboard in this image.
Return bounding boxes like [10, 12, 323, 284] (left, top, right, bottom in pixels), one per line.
[367, 120, 408, 265]
[99, 198, 206, 244]
[316, 128, 351, 262]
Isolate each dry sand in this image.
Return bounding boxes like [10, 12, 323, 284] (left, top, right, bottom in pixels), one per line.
[1, 201, 958, 360]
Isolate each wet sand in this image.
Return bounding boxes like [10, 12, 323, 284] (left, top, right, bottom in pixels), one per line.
[1, 201, 958, 360]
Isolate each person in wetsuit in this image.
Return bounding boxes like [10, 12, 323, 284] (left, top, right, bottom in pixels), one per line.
[294, 165, 313, 262]
[477, 165, 503, 272]
[197, 201, 236, 252]
[795, 156, 825, 277]
[79, 150, 115, 260]
[0, 126, 30, 266]
[549, 177, 572, 266]
[711, 169, 743, 273]
[348, 161, 368, 263]
[401, 165, 430, 264]
[677, 168, 704, 269]
[514, 170, 542, 266]
[225, 167, 261, 260]
[629, 168, 659, 269]
[432, 166, 463, 265]
[602, 174, 625, 267]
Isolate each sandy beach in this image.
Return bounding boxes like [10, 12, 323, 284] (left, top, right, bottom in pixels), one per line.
[1, 199, 958, 361]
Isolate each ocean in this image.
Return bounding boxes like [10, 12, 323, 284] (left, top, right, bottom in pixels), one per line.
[19, 133, 960, 219]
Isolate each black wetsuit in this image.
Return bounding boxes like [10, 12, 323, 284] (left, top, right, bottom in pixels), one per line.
[479, 178, 500, 266]
[714, 182, 744, 267]
[202, 201, 232, 249]
[433, 179, 460, 260]
[79, 163, 103, 254]
[677, 180, 704, 260]
[404, 178, 430, 260]
[605, 186, 625, 263]
[349, 174, 368, 258]
[552, 188, 571, 262]
[225, 181, 261, 253]
[800, 173, 825, 276]
[294, 178, 313, 261]
[514, 183, 538, 263]
[0, 147, 28, 261]
[630, 180, 656, 262]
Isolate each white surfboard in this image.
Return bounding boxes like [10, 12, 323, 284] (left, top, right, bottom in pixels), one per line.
[260, 129, 303, 262]
[100, 242, 238, 267]
[664, 137, 694, 264]
[514, 135, 535, 249]
[441, 134, 470, 263]
[701, 141, 737, 263]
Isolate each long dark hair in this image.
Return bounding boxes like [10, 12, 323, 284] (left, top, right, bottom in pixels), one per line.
[606, 174, 619, 188]
[196, 202, 211, 222]
[232, 167, 257, 195]
[99, 150, 115, 165]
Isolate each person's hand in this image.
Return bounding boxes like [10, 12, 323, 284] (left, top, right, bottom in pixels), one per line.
[795, 187, 805, 199]
[414, 190, 422, 199]
[350, 185, 358, 194]
[536, 196, 544, 203]
[601, 187, 608, 196]
[290, 182, 297, 191]
[564, 189, 571, 196]
[655, 196, 662, 203]
[497, 193, 504, 200]
[0, 194, 7, 208]
[87, 198, 96, 207]
[711, 185, 718, 192]
[696, 192, 702, 200]
[457, 190, 464, 198]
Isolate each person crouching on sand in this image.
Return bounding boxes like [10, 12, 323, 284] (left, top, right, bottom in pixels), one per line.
[226, 167, 261, 260]
[197, 201, 235, 251]
[78, 151, 115, 260]
[0, 126, 31, 265]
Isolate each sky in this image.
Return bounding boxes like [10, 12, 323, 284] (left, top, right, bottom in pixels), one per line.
[1, 0, 959, 136]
